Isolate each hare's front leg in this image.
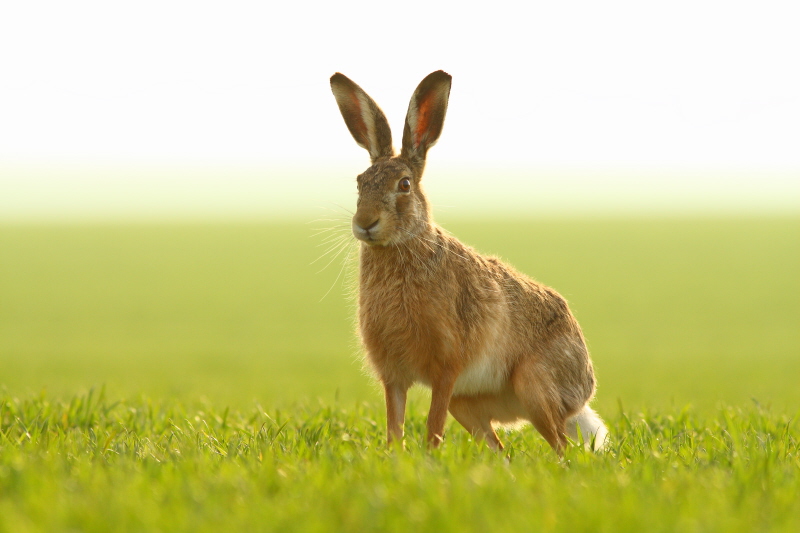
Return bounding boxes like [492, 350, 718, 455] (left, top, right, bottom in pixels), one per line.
[427, 375, 457, 448]
[383, 382, 408, 447]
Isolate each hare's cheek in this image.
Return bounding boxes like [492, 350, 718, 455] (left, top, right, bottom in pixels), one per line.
[394, 193, 414, 215]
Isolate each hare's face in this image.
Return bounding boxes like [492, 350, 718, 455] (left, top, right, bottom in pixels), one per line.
[352, 158, 429, 246]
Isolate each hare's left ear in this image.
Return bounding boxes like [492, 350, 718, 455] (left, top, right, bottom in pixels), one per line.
[401, 70, 452, 174]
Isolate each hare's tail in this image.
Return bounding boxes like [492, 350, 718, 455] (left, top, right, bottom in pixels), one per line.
[567, 406, 609, 452]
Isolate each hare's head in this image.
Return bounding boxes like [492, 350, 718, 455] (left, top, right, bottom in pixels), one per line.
[330, 71, 451, 246]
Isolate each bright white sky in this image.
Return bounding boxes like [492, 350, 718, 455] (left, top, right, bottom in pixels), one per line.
[1, 1, 799, 218]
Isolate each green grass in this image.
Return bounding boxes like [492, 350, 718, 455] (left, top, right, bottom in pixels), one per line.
[1, 217, 799, 531]
[1, 391, 799, 532]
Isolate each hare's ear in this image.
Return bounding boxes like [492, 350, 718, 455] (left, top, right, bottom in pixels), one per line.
[401, 70, 452, 174]
[330, 73, 394, 163]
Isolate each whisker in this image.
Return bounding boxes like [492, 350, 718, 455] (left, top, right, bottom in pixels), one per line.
[402, 240, 434, 278]
[341, 243, 360, 300]
[313, 222, 349, 232]
[398, 230, 431, 268]
[410, 232, 435, 255]
[398, 228, 500, 295]
[311, 235, 350, 266]
[314, 204, 355, 219]
[330, 202, 355, 216]
[402, 229, 471, 262]
[394, 241, 409, 273]
[316, 237, 353, 274]
[309, 228, 350, 240]
[319, 240, 358, 302]
[424, 238, 471, 262]
[316, 232, 352, 247]
[307, 219, 350, 227]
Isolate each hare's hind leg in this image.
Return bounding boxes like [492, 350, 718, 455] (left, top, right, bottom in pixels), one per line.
[449, 395, 504, 451]
[511, 361, 568, 455]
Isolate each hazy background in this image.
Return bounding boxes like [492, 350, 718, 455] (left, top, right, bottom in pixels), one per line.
[1, 1, 798, 414]
[1, 0, 798, 219]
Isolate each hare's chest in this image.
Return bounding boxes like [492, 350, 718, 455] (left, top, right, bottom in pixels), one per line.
[359, 287, 452, 377]
[359, 292, 442, 350]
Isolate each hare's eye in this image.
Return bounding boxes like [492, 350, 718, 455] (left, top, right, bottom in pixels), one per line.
[398, 178, 411, 192]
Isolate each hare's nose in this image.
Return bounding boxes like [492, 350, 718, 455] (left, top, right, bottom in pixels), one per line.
[352, 216, 381, 240]
[357, 218, 380, 231]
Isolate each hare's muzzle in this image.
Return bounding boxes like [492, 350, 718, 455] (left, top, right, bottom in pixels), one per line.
[352, 214, 381, 244]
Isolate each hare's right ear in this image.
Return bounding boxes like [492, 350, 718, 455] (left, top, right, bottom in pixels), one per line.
[330, 73, 394, 163]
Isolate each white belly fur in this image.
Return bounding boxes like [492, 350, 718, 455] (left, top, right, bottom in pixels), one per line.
[451, 305, 509, 396]
[452, 350, 508, 395]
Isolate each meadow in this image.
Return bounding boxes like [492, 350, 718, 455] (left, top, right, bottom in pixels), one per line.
[1, 216, 799, 531]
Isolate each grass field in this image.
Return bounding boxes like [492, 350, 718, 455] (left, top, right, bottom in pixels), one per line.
[1, 217, 799, 531]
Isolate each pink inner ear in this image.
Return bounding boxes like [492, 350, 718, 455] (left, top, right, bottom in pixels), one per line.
[414, 93, 435, 149]
[349, 92, 368, 144]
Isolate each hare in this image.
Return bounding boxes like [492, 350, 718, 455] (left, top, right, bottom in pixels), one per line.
[329, 70, 608, 454]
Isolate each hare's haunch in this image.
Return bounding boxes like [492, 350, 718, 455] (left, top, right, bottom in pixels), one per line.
[330, 71, 608, 454]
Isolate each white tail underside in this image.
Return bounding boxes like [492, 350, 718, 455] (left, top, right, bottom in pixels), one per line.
[566, 406, 609, 452]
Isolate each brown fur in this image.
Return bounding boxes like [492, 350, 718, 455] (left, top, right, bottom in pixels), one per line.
[330, 71, 603, 454]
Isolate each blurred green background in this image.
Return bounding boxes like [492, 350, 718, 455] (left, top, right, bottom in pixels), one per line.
[2, 216, 798, 415]
[3, 2, 799, 419]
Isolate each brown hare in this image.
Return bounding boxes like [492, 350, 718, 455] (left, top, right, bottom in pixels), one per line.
[330, 70, 608, 454]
